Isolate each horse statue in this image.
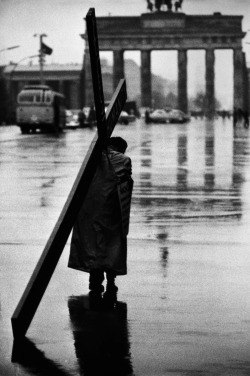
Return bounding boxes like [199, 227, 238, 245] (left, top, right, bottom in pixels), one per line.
[146, 0, 184, 12]
[147, 0, 154, 11]
[174, 0, 183, 12]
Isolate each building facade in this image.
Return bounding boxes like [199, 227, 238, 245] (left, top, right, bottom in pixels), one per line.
[3, 63, 84, 110]
[82, 11, 248, 116]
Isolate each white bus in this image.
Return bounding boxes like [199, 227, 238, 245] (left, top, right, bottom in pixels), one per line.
[16, 85, 66, 134]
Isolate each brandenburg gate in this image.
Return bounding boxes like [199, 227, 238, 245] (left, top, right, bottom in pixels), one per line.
[82, 11, 247, 116]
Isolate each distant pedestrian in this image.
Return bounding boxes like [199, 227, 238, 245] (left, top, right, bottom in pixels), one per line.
[78, 110, 85, 128]
[88, 104, 96, 127]
[244, 109, 249, 129]
[233, 107, 238, 127]
[145, 108, 151, 124]
[68, 137, 133, 308]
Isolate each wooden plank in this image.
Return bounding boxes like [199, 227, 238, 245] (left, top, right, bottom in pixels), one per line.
[11, 132, 99, 338]
[11, 6, 127, 338]
[106, 79, 127, 135]
[86, 8, 107, 142]
[11, 78, 126, 338]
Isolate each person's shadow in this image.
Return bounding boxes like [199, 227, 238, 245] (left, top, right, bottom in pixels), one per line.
[68, 295, 134, 376]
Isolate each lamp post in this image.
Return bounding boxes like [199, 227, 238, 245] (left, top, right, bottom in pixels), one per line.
[0, 45, 20, 54]
[8, 55, 39, 122]
[0, 45, 20, 67]
[34, 33, 47, 84]
[9, 53, 39, 97]
[9, 54, 39, 83]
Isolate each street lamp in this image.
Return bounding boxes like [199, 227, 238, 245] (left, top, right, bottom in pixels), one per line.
[34, 33, 47, 84]
[9, 54, 39, 81]
[8, 54, 39, 109]
[4, 54, 38, 125]
[0, 45, 20, 53]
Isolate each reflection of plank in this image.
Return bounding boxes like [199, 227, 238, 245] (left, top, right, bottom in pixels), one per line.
[12, 337, 69, 375]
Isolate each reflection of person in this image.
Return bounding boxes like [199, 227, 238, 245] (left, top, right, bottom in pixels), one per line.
[68, 137, 133, 305]
[68, 296, 133, 375]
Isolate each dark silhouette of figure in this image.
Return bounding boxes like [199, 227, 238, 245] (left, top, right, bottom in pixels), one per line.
[68, 137, 133, 308]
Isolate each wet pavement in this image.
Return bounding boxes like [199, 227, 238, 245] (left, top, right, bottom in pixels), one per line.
[1, 117, 250, 375]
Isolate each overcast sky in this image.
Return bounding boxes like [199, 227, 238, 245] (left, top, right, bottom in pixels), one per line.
[1, 0, 250, 108]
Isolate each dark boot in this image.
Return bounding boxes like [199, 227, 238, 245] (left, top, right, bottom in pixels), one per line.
[89, 270, 105, 292]
[106, 272, 118, 294]
[89, 270, 104, 310]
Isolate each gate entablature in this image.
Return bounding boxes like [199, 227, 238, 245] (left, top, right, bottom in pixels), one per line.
[91, 13, 245, 50]
[82, 12, 247, 115]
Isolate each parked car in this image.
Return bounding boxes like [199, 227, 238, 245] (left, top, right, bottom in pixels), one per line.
[82, 107, 91, 118]
[149, 109, 170, 123]
[118, 111, 130, 125]
[65, 109, 80, 129]
[127, 111, 136, 122]
[167, 109, 190, 123]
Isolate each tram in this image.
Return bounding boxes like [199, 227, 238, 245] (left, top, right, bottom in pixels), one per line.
[16, 85, 66, 134]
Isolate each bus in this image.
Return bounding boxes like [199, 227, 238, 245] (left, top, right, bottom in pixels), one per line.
[16, 85, 66, 134]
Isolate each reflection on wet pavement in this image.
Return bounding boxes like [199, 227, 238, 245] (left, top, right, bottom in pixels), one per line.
[68, 295, 133, 376]
[12, 338, 69, 376]
[1, 119, 250, 375]
[130, 119, 250, 246]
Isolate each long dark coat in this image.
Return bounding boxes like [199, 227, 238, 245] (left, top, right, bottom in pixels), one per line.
[68, 148, 132, 275]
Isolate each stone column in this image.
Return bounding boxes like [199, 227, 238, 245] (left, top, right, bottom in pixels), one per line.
[58, 80, 64, 95]
[8, 79, 17, 109]
[69, 81, 80, 109]
[233, 48, 245, 110]
[242, 52, 248, 111]
[141, 50, 152, 108]
[205, 48, 215, 118]
[17, 81, 24, 93]
[83, 46, 94, 106]
[79, 67, 85, 108]
[113, 50, 124, 91]
[178, 49, 188, 113]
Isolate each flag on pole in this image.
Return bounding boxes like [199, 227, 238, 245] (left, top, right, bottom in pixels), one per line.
[41, 42, 53, 55]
